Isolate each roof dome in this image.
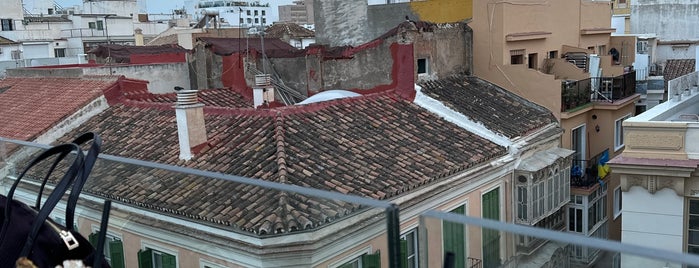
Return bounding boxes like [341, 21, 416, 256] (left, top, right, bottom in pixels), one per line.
[297, 90, 361, 105]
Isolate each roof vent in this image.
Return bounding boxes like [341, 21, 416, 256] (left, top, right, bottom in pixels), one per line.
[255, 74, 271, 86]
[176, 90, 199, 106]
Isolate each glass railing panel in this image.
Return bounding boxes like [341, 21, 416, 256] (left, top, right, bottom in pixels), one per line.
[0, 138, 397, 268]
[420, 210, 699, 268]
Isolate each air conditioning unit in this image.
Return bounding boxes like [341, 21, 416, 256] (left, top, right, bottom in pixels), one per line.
[637, 41, 649, 54]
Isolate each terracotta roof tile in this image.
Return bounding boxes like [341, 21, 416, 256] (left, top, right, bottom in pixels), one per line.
[123, 87, 251, 108]
[55, 91, 507, 235]
[264, 23, 315, 39]
[664, 59, 696, 85]
[0, 76, 118, 141]
[418, 75, 557, 139]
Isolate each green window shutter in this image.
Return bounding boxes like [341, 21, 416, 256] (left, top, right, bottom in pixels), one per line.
[162, 252, 177, 268]
[138, 249, 153, 268]
[96, 20, 104, 30]
[400, 239, 408, 268]
[337, 263, 353, 268]
[88, 232, 99, 247]
[443, 206, 465, 268]
[362, 251, 380, 268]
[109, 240, 125, 268]
[482, 188, 500, 268]
[88, 22, 96, 29]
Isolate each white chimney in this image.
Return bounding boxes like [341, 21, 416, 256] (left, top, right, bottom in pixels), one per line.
[253, 74, 275, 108]
[174, 89, 207, 160]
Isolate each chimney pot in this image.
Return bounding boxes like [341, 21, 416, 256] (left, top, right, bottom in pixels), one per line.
[174, 90, 207, 160]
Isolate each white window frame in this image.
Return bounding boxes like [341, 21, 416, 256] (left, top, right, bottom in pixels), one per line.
[401, 228, 419, 268]
[141, 241, 179, 268]
[328, 246, 372, 268]
[614, 114, 631, 151]
[613, 186, 622, 219]
[199, 259, 227, 268]
[417, 58, 429, 75]
[571, 124, 586, 161]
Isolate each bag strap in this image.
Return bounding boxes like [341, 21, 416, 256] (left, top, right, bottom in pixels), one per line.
[0, 144, 84, 255]
[93, 200, 112, 268]
[67, 132, 102, 231]
[34, 132, 101, 231]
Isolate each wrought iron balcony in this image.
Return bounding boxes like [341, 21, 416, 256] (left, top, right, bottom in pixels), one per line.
[561, 71, 637, 112]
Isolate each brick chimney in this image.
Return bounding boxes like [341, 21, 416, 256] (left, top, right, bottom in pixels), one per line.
[174, 89, 207, 160]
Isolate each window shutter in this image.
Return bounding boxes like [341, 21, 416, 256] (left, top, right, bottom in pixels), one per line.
[138, 249, 153, 268]
[362, 251, 380, 268]
[88, 232, 99, 247]
[162, 252, 177, 268]
[109, 240, 126, 268]
[400, 239, 407, 268]
[443, 206, 465, 268]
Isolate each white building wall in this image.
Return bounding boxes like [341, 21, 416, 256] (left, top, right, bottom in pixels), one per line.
[655, 44, 699, 66]
[82, 0, 140, 19]
[0, 0, 23, 19]
[621, 187, 684, 268]
[612, 15, 626, 35]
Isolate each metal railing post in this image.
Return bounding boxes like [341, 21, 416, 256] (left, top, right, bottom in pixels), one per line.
[386, 203, 401, 268]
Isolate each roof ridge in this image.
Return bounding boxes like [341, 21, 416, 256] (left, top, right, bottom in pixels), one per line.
[273, 111, 289, 186]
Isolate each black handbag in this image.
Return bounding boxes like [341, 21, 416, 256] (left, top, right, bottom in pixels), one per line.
[0, 133, 110, 267]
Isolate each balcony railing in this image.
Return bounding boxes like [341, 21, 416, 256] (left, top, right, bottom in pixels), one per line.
[561, 71, 637, 112]
[571, 159, 599, 188]
[60, 28, 106, 38]
[3, 138, 699, 268]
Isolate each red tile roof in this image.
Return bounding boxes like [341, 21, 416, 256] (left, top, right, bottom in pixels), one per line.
[116, 87, 252, 108]
[664, 59, 696, 86]
[419, 76, 557, 139]
[57, 90, 507, 235]
[264, 23, 315, 39]
[0, 76, 120, 141]
[197, 37, 303, 57]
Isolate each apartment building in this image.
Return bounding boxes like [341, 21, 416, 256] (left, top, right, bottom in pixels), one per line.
[609, 71, 699, 268]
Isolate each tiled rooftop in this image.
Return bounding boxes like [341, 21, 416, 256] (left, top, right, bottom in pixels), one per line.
[56, 90, 507, 235]
[264, 23, 315, 39]
[664, 59, 696, 85]
[0, 76, 119, 141]
[118, 86, 251, 108]
[418, 75, 557, 139]
[197, 37, 302, 57]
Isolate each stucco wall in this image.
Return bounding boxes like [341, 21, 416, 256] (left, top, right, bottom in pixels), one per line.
[315, 0, 473, 47]
[313, 0, 369, 46]
[414, 24, 473, 79]
[621, 187, 684, 268]
[631, 1, 699, 42]
[320, 44, 394, 90]
[82, 63, 190, 94]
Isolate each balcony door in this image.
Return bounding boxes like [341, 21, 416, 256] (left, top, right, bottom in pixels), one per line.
[571, 125, 586, 163]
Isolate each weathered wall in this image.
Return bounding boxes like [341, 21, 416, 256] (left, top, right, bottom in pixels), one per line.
[366, 4, 417, 44]
[315, 0, 473, 46]
[631, 1, 699, 42]
[320, 44, 394, 91]
[414, 23, 473, 79]
[82, 63, 190, 94]
[268, 57, 310, 96]
[314, 0, 370, 46]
